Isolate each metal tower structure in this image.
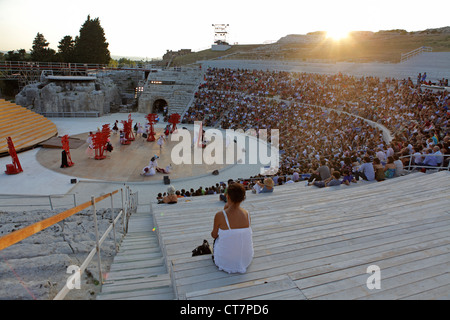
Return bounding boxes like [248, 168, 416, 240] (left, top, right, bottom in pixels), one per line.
[212, 24, 230, 45]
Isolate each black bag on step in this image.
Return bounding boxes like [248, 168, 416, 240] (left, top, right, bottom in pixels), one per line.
[192, 239, 213, 256]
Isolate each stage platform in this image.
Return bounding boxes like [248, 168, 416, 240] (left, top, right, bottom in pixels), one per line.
[0, 114, 263, 213]
[35, 129, 235, 183]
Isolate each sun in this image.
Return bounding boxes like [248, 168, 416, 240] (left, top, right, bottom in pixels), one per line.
[326, 29, 351, 41]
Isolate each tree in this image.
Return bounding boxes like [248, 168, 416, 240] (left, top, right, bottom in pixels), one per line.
[57, 35, 76, 62]
[5, 49, 29, 61]
[30, 33, 56, 62]
[74, 15, 111, 64]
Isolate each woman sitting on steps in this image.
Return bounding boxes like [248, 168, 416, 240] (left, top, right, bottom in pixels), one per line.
[211, 183, 253, 274]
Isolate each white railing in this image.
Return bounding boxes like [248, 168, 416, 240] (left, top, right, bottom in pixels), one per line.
[38, 111, 100, 118]
[401, 46, 432, 63]
[400, 153, 450, 172]
[0, 193, 77, 210]
[0, 186, 138, 300]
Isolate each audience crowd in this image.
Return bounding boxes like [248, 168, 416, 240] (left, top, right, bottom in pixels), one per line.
[159, 68, 449, 202]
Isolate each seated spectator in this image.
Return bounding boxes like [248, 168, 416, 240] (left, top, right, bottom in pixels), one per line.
[162, 186, 178, 204]
[292, 169, 300, 182]
[355, 157, 375, 181]
[373, 158, 385, 181]
[393, 155, 404, 177]
[441, 142, 449, 167]
[375, 147, 387, 164]
[422, 148, 439, 167]
[310, 171, 342, 188]
[412, 147, 424, 167]
[276, 176, 285, 185]
[211, 183, 253, 274]
[308, 160, 331, 182]
[252, 178, 274, 194]
[384, 156, 396, 179]
[433, 146, 443, 166]
[220, 179, 234, 202]
[206, 186, 215, 195]
[341, 157, 357, 186]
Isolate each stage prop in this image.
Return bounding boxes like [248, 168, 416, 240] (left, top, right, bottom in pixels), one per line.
[164, 175, 171, 185]
[60, 135, 74, 168]
[127, 114, 135, 141]
[146, 113, 158, 142]
[93, 124, 111, 160]
[168, 113, 181, 134]
[121, 114, 135, 145]
[5, 137, 23, 175]
[121, 120, 132, 145]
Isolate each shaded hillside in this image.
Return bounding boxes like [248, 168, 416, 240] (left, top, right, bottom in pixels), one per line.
[168, 45, 262, 66]
[171, 27, 450, 65]
[278, 30, 450, 63]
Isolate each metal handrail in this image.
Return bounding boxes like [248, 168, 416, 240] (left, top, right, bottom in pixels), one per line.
[400, 153, 449, 171]
[400, 46, 432, 63]
[0, 187, 138, 300]
[0, 193, 77, 210]
[38, 111, 100, 118]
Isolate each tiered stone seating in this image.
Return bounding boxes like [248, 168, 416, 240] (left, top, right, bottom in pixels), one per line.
[0, 99, 58, 155]
[151, 171, 450, 300]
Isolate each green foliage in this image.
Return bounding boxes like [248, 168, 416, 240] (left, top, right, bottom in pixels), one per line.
[4, 49, 30, 61]
[31, 33, 56, 61]
[108, 59, 119, 68]
[3, 15, 110, 64]
[57, 35, 76, 63]
[73, 15, 111, 64]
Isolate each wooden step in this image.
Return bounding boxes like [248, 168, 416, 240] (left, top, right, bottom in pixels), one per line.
[97, 206, 174, 300]
[0, 101, 58, 155]
[150, 171, 450, 300]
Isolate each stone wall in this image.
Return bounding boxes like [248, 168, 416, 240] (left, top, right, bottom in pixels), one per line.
[15, 77, 122, 116]
[14, 68, 203, 116]
[138, 67, 203, 115]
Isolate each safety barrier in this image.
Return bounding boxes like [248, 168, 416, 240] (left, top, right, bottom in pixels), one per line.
[401, 153, 450, 172]
[0, 186, 138, 300]
[38, 111, 100, 118]
[400, 46, 432, 63]
[0, 193, 77, 210]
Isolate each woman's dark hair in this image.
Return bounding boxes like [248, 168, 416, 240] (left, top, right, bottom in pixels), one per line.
[226, 183, 246, 203]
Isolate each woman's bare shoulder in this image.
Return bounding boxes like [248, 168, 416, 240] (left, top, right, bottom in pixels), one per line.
[214, 210, 224, 220]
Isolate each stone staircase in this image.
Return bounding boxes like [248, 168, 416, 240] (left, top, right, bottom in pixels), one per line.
[138, 68, 204, 116]
[96, 205, 174, 300]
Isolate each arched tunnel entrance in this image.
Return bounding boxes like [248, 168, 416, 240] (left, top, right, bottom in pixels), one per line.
[153, 99, 168, 115]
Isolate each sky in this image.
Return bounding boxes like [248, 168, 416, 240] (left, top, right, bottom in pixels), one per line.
[0, 0, 449, 60]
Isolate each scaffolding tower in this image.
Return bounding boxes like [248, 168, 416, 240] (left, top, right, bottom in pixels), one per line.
[212, 24, 230, 45]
